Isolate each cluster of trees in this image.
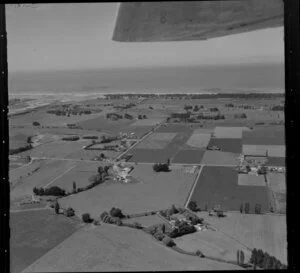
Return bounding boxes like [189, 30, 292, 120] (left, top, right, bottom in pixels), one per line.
[88, 165, 110, 186]
[160, 205, 181, 219]
[238, 105, 254, 109]
[106, 112, 123, 120]
[250, 249, 287, 269]
[168, 221, 196, 238]
[193, 105, 204, 112]
[113, 103, 136, 110]
[184, 105, 193, 111]
[237, 249, 246, 266]
[234, 113, 247, 119]
[100, 135, 117, 144]
[9, 144, 32, 155]
[82, 213, 93, 223]
[153, 163, 170, 172]
[100, 211, 123, 225]
[62, 136, 80, 141]
[209, 107, 219, 112]
[109, 207, 125, 218]
[47, 109, 92, 116]
[146, 224, 176, 247]
[271, 105, 284, 111]
[197, 113, 225, 120]
[33, 186, 66, 196]
[82, 135, 98, 140]
[32, 121, 40, 126]
[124, 113, 134, 120]
[138, 114, 148, 119]
[225, 103, 234, 108]
[240, 203, 262, 214]
[187, 201, 200, 212]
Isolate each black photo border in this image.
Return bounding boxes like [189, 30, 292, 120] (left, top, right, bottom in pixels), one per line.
[1, 1, 299, 272]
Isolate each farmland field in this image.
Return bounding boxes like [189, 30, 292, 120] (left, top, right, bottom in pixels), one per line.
[156, 123, 199, 133]
[185, 133, 211, 149]
[122, 214, 165, 228]
[242, 127, 285, 145]
[9, 109, 105, 128]
[196, 212, 287, 264]
[131, 118, 164, 126]
[190, 166, 269, 211]
[10, 160, 75, 201]
[9, 159, 48, 190]
[266, 157, 286, 167]
[242, 144, 285, 157]
[135, 132, 177, 149]
[238, 174, 266, 186]
[266, 173, 286, 213]
[200, 151, 239, 165]
[77, 115, 153, 137]
[214, 126, 250, 139]
[46, 161, 100, 192]
[172, 149, 206, 164]
[207, 138, 242, 153]
[174, 229, 251, 263]
[128, 131, 192, 163]
[22, 225, 239, 272]
[9, 131, 32, 150]
[10, 209, 81, 273]
[17, 139, 91, 159]
[59, 164, 199, 218]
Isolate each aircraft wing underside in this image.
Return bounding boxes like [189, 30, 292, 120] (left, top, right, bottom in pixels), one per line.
[112, 0, 283, 42]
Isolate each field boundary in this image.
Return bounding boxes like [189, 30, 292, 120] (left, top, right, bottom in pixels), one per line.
[43, 165, 76, 189]
[264, 174, 277, 213]
[184, 165, 203, 208]
[114, 123, 162, 161]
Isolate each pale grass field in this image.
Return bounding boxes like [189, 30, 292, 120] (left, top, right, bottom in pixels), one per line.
[242, 145, 285, 157]
[266, 173, 286, 213]
[214, 127, 250, 139]
[17, 139, 91, 158]
[174, 229, 251, 263]
[59, 164, 199, 219]
[23, 224, 240, 272]
[238, 174, 266, 186]
[131, 118, 164, 126]
[135, 132, 177, 149]
[9, 109, 105, 127]
[185, 133, 211, 149]
[201, 151, 239, 165]
[196, 212, 287, 264]
[122, 214, 165, 227]
[10, 160, 75, 202]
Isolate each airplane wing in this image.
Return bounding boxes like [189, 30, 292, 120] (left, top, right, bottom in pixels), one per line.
[112, 0, 283, 42]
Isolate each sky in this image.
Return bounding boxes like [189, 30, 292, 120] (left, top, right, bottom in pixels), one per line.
[6, 3, 284, 72]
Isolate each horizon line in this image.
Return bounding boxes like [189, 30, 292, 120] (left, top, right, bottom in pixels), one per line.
[9, 61, 284, 74]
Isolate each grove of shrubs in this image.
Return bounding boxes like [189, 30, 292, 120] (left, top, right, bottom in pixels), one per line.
[33, 186, 66, 197]
[250, 248, 287, 269]
[153, 163, 170, 172]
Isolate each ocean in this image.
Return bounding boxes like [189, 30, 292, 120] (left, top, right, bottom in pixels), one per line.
[8, 63, 285, 98]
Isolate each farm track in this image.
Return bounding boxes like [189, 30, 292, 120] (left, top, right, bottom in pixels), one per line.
[184, 165, 204, 208]
[43, 165, 76, 189]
